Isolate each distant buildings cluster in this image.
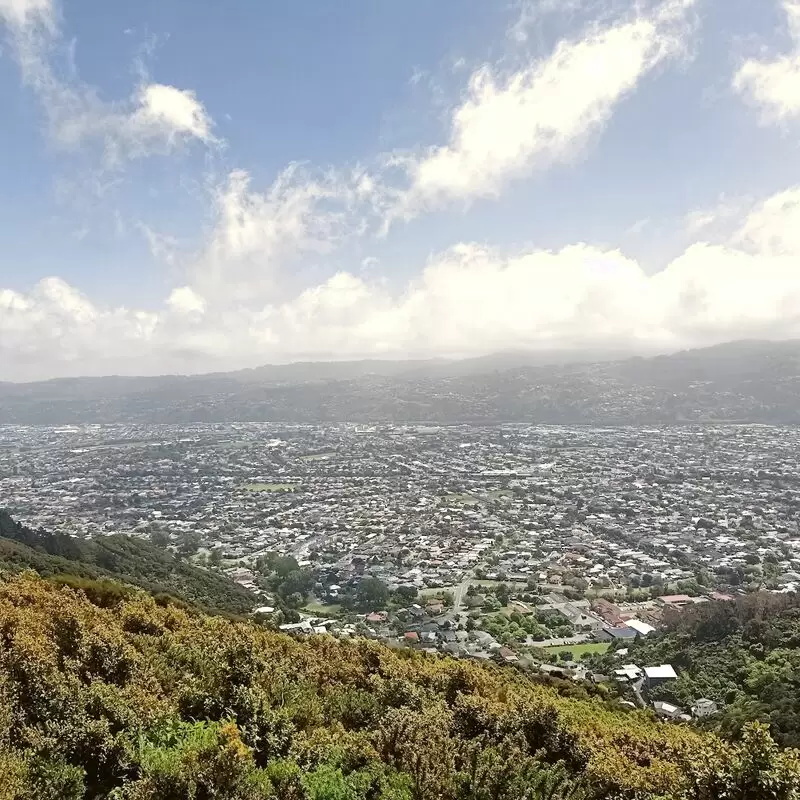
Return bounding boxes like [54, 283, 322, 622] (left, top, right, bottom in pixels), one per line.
[3, 422, 800, 601]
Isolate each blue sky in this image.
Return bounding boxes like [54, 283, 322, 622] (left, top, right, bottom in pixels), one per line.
[2, 0, 800, 379]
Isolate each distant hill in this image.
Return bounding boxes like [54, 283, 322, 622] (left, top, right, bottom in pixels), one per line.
[2, 339, 800, 424]
[0, 510, 256, 615]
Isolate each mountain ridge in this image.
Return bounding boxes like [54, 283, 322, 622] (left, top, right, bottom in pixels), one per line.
[3, 338, 800, 425]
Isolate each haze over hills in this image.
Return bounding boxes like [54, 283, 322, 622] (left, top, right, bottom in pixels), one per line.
[2, 339, 800, 425]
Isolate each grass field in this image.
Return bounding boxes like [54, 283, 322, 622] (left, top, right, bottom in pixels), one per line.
[442, 493, 480, 505]
[541, 642, 610, 658]
[243, 482, 300, 492]
[303, 602, 342, 616]
[299, 453, 335, 461]
[469, 579, 527, 589]
[485, 489, 513, 500]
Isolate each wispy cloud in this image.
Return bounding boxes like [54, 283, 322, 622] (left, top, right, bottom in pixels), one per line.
[683, 195, 752, 237]
[186, 165, 382, 305]
[1, 0, 217, 172]
[0, 0, 53, 30]
[734, 0, 800, 123]
[389, 0, 697, 222]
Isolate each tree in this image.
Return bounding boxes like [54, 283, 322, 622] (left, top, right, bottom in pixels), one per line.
[4, 571, 800, 799]
[148, 529, 169, 549]
[122, 720, 272, 799]
[496, 584, 511, 607]
[393, 585, 418, 605]
[302, 764, 352, 800]
[274, 554, 301, 578]
[356, 576, 389, 609]
[280, 569, 314, 599]
[286, 592, 305, 609]
[177, 533, 201, 559]
[257, 552, 300, 578]
[484, 596, 502, 612]
[687, 722, 800, 800]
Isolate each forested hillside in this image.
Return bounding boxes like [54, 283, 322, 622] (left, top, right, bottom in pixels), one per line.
[1, 573, 799, 799]
[593, 593, 800, 748]
[0, 511, 255, 615]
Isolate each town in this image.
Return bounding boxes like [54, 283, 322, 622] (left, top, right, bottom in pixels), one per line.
[3, 421, 800, 721]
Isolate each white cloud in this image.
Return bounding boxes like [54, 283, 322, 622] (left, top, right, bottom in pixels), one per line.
[167, 287, 206, 315]
[735, 187, 800, 255]
[683, 195, 752, 237]
[0, 278, 158, 379]
[188, 165, 381, 304]
[734, 0, 800, 122]
[40, 77, 216, 167]
[391, 0, 696, 219]
[0, 0, 53, 29]
[1, 0, 216, 168]
[139, 224, 180, 266]
[6, 183, 800, 380]
[129, 83, 214, 145]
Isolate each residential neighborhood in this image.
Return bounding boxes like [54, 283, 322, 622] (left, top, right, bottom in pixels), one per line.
[3, 420, 800, 723]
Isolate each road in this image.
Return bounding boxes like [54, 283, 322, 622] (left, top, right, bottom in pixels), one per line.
[452, 572, 473, 612]
[440, 572, 475, 623]
[632, 678, 647, 708]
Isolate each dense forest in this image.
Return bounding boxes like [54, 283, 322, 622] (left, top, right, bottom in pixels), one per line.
[0, 511, 255, 615]
[1, 572, 799, 799]
[593, 593, 800, 748]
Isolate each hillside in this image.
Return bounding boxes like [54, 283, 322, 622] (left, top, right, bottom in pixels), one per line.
[1, 572, 799, 800]
[592, 592, 800, 749]
[0, 511, 256, 616]
[3, 339, 800, 424]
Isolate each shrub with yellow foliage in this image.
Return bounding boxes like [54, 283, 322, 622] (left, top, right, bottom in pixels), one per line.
[0, 573, 798, 799]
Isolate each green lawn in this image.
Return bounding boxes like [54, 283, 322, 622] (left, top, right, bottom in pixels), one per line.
[442, 493, 480, 505]
[299, 452, 335, 461]
[243, 482, 300, 492]
[303, 602, 342, 616]
[541, 642, 610, 658]
[469, 579, 527, 589]
[485, 489, 513, 500]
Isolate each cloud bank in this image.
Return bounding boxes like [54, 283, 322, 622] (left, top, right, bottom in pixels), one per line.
[5, 185, 800, 380]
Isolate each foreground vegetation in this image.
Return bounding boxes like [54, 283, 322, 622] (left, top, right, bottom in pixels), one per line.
[1, 573, 799, 799]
